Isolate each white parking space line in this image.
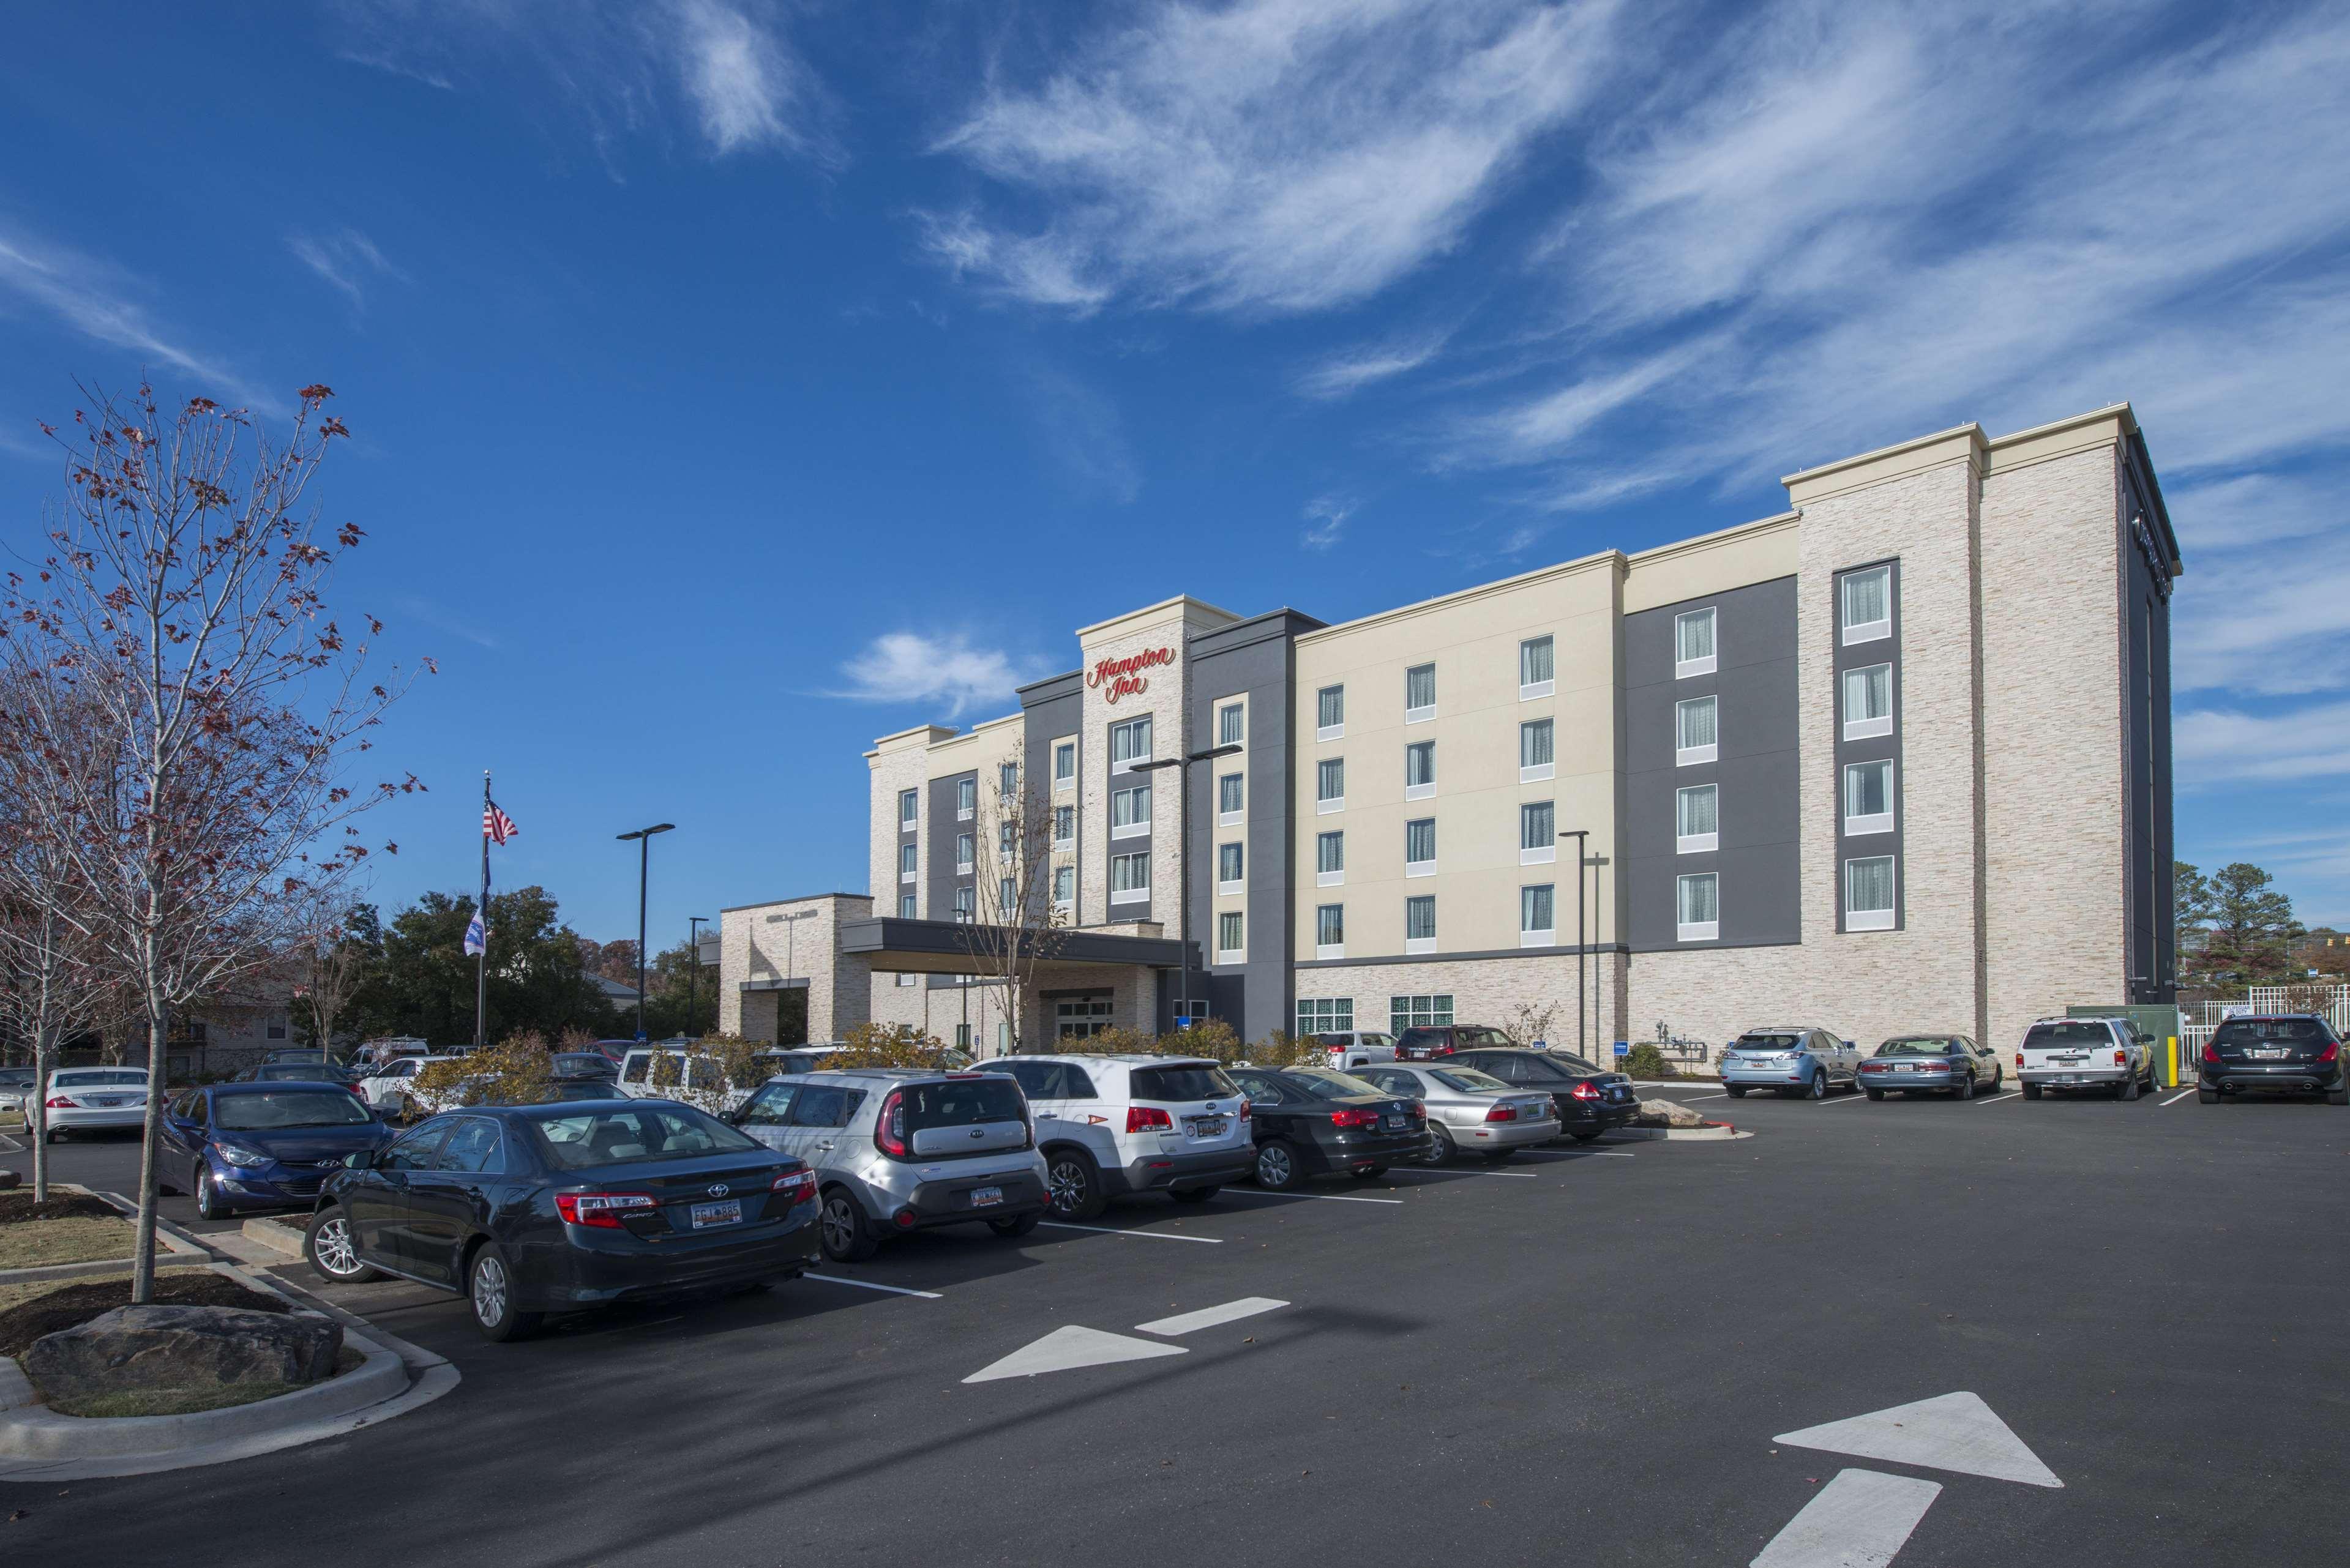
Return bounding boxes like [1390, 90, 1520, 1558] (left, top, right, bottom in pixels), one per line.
[1974, 1089, 2023, 1106]
[804, 1273, 945, 1299]
[0, 1132, 23, 1154]
[1036, 1221, 1223, 1244]
[1817, 1092, 1866, 1106]
[1680, 1092, 1730, 1102]
[1216, 1188, 1404, 1206]
[2160, 1088, 2196, 1106]
[1516, 1149, 1635, 1160]
[1135, 1297, 1289, 1336]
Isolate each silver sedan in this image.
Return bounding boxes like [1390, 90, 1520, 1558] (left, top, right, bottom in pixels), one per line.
[39, 1067, 153, 1141]
[1348, 1063, 1561, 1165]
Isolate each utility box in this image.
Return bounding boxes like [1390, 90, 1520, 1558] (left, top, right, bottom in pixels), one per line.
[2065, 1004, 2185, 1088]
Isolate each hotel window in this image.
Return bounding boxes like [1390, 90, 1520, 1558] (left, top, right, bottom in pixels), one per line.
[1405, 663, 1437, 723]
[1218, 771, 1244, 824]
[1052, 865, 1074, 909]
[952, 886, 975, 923]
[1842, 663, 1893, 740]
[998, 763, 1018, 798]
[1110, 715, 1153, 771]
[897, 893, 916, 919]
[1111, 851, 1150, 903]
[1521, 884, 1555, 946]
[1519, 635, 1555, 699]
[1053, 740, 1076, 788]
[1675, 695, 1718, 766]
[1841, 565, 1893, 644]
[1676, 783, 1719, 854]
[1217, 910, 1245, 960]
[1391, 993, 1453, 1031]
[898, 843, 918, 881]
[1057, 996, 1113, 1039]
[898, 788, 918, 827]
[954, 832, 973, 872]
[1297, 996, 1353, 1034]
[1845, 855, 1896, 931]
[1317, 830, 1345, 887]
[1519, 719, 1554, 782]
[1674, 607, 1717, 678]
[999, 821, 1013, 856]
[1316, 684, 1345, 741]
[1405, 818, 1436, 876]
[1053, 805, 1075, 848]
[1843, 759, 1894, 836]
[1218, 841, 1244, 892]
[1405, 740, 1435, 800]
[1521, 801, 1555, 864]
[1675, 872, 1719, 942]
[1315, 903, 1345, 958]
[1219, 701, 1244, 747]
[957, 777, 976, 819]
[1405, 895, 1436, 955]
[998, 877, 1016, 917]
[1111, 783, 1152, 839]
[1317, 756, 1345, 813]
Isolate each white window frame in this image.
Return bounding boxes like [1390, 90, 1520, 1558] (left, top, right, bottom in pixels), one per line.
[1841, 566, 1893, 645]
[952, 886, 975, 924]
[1404, 818, 1436, 879]
[954, 832, 974, 873]
[1110, 851, 1151, 904]
[1674, 607, 1718, 679]
[1111, 782, 1152, 840]
[1675, 696, 1718, 767]
[1843, 759, 1895, 837]
[957, 778, 976, 821]
[1052, 865, 1074, 916]
[1404, 663, 1437, 725]
[1520, 800, 1556, 865]
[1216, 771, 1244, 827]
[1218, 701, 1244, 748]
[1675, 783, 1719, 854]
[1519, 635, 1554, 700]
[1109, 716, 1153, 773]
[1404, 739, 1436, 802]
[1675, 872, 1719, 943]
[1052, 805, 1075, 851]
[898, 788, 918, 827]
[898, 843, 918, 883]
[1316, 757, 1345, 815]
[1520, 883, 1555, 947]
[1216, 910, 1245, 963]
[897, 892, 916, 919]
[1316, 831, 1344, 889]
[1315, 903, 1345, 961]
[1315, 684, 1345, 742]
[1844, 855, 1896, 931]
[1519, 719, 1554, 783]
[1053, 739, 1076, 790]
[1404, 894, 1436, 956]
[1216, 841, 1244, 898]
[1842, 662, 1894, 741]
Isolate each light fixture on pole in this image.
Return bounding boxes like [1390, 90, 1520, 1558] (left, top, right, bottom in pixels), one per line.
[1559, 829, 1590, 1058]
[686, 915, 711, 1040]
[1134, 741, 1243, 1030]
[616, 823, 675, 1042]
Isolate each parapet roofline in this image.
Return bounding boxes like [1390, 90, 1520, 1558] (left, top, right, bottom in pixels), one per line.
[719, 892, 872, 915]
[1074, 593, 1244, 641]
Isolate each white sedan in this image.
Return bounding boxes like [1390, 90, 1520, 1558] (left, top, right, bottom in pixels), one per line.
[39, 1067, 152, 1141]
[356, 1056, 463, 1120]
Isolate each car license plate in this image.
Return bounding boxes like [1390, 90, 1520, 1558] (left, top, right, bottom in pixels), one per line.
[689, 1200, 741, 1230]
[2252, 1048, 2288, 1059]
[969, 1185, 1003, 1208]
[1384, 1113, 1407, 1129]
[92, 1097, 122, 1107]
[1185, 1116, 1227, 1140]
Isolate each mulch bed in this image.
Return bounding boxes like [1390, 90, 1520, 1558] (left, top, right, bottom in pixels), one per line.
[0, 1192, 119, 1225]
[0, 1274, 290, 1361]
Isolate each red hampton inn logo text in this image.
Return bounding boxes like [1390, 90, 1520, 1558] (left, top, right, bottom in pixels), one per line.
[1087, 646, 1172, 704]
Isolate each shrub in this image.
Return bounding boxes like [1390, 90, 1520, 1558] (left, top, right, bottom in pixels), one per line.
[828, 1021, 955, 1069]
[1240, 1030, 1325, 1069]
[1621, 1042, 1673, 1080]
[1157, 1019, 1243, 1063]
[415, 1031, 552, 1113]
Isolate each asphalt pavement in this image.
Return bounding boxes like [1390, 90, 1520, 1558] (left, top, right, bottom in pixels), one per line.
[3, 1085, 2343, 1567]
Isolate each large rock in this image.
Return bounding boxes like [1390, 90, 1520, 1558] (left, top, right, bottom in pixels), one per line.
[1633, 1097, 1707, 1129]
[22, 1304, 341, 1405]
[0, 1168, 20, 1190]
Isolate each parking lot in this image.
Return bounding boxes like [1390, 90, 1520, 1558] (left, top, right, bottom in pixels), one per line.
[5, 1086, 2345, 1567]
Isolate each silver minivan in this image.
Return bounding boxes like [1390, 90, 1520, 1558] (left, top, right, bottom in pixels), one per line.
[730, 1069, 1049, 1261]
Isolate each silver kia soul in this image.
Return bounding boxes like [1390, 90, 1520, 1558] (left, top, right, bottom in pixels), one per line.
[728, 1069, 1049, 1261]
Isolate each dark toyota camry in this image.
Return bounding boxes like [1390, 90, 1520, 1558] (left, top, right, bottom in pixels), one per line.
[1225, 1066, 1428, 1187]
[304, 1098, 819, 1340]
[1450, 1047, 1639, 1141]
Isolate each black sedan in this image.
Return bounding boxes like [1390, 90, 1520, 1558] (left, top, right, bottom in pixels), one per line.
[2199, 1014, 2348, 1103]
[302, 1098, 820, 1341]
[1450, 1048, 1639, 1141]
[1225, 1067, 1428, 1188]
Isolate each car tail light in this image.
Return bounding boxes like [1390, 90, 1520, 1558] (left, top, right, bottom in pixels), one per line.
[875, 1089, 908, 1159]
[2319, 1040, 2341, 1064]
[2015, 1053, 2025, 1069]
[2113, 1049, 2126, 1066]
[2202, 1040, 2220, 1066]
[1570, 1080, 1603, 1101]
[1412, 1102, 1427, 1121]
[1484, 1104, 1517, 1122]
[1329, 1108, 1380, 1129]
[1127, 1106, 1174, 1133]
[554, 1191, 658, 1228]
[1238, 1099, 1252, 1122]
[45, 1096, 75, 1108]
[770, 1167, 817, 1206]
[1860, 1061, 1884, 1073]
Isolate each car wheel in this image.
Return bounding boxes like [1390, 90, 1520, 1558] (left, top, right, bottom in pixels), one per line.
[305, 1206, 381, 1283]
[1808, 1070, 1827, 1100]
[1865, 1088, 1884, 1101]
[819, 1188, 880, 1261]
[2198, 1081, 2218, 1103]
[1422, 1127, 1458, 1165]
[1254, 1140, 1299, 1190]
[2122, 1072, 2141, 1102]
[1993, 1065, 2004, 1091]
[468, 1243, 542, 1342]
[43, 1127, 64, 1144]
[2022, 1083, 2043, 1100]
[1724, 1085, 1747, 1098]
[1954, 1073, 1974, 1100]
[193, 1167, 228, 1222]
[1044, 1148, 1107, 1221]
[987, 1212, 1041, 1238]
[1169, 1186, 1219, 1204]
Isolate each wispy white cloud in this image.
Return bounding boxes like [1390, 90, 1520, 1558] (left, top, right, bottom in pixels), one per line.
[0, 225, 268, 407]
[288, 228, 408, 310]
[831, 631, 1044, 718]
[1300, 493, 1355, 549]
[1294, 329, 1452, 400]
[2177, 701, 2350, 786]
[1016, 360, 1142, 505]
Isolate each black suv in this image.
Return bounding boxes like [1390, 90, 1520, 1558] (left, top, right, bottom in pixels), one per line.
[1449, 1047, 1639, 1141]
[2199, 1014, 2346, 1104]
[1395, 1025, 1516, 1061]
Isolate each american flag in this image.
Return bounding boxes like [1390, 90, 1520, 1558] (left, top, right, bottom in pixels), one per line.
[484, 800, 519, 845]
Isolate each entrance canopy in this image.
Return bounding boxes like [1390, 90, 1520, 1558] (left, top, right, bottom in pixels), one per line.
[836, 916, 1192, 977]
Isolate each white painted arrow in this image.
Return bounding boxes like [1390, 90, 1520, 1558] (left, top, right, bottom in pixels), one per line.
[1752, 1469, 1941, 1568]
[1775, 1391, 2062, 1489]
[962, 1325, 1186, 1384]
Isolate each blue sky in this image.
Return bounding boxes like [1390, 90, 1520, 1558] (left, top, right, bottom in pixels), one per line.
[2, 0, 2346, 946]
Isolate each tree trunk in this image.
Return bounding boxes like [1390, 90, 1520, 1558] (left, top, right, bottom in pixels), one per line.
[129, 1001, 168, 1304]
[29, 1026, 51, 1205]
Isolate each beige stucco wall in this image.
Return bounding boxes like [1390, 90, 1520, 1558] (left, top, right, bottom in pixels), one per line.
[867, 726, 946, 920]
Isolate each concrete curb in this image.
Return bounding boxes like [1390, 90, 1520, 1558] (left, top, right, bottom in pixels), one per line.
[0, 1185, 213, 1288]
[1605, 1123, 1751, 1141]
[240, 1216, 305, 1259]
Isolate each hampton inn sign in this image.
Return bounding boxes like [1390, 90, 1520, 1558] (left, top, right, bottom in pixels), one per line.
[1084, 646, 1173, 704]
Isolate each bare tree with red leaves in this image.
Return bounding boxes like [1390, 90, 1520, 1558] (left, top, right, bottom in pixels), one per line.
[0, 382, 431, 1299]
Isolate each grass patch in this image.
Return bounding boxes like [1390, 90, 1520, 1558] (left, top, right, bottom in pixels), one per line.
[0, 1214, 136, 1270]
[44, 1350, 362, 1418]
[0, 1271, 289, 1360]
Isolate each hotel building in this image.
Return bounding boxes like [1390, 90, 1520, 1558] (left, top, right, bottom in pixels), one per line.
[719, 404, 2181, 1060]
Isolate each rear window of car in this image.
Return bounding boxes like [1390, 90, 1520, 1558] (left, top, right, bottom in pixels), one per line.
[212, 1091, 375, 1130]
[2212, 1018, 2329, 1047]
[1129, 1065, 1237, 1102]
[1279, 1068, 1383, 1098]
[528, 1105, 762, 1168]
[1432, 1069, 1511, 1093]
[899, 1077, 1027, 1131]
[1453, 1028, 1512, 1050]
[1879, 1038, 1961, 1056]
[55, 1070, 148, 1087]
[621, 1054, 653, 1084]
[1735, 1034, 1803, 1052]
[2024, 1022, 2114, 1048]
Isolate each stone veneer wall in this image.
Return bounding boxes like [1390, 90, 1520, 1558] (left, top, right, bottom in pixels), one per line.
[717, 895, 874, 1043]
[1076, 607, 1210, 927]
[1294, 951, 1630, 1055]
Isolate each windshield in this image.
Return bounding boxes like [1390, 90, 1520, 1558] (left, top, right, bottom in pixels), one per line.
[1280, 1068, 1385, 1098]
[56, 1070, 148, 1087]
[2213, 1018, 2329, 1047]
[529, 1105, 763, 1170]
[1734, 1034, 1803, 1053]
[550, 1055, 613, 1075]
[1431, 1068, 1511, 1093]
[1878, 1038, 1961, 1056]
[213, 1091, 375, 1130]
[2023, 1022, 2112, 1049]
[1129, 1064, 1238, 1100]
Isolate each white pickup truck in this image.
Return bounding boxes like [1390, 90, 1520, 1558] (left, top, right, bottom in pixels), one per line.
[2016, 1017, 2158, 1100]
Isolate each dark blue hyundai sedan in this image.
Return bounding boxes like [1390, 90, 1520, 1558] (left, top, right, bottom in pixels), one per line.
[159, 1081, 395, 1220]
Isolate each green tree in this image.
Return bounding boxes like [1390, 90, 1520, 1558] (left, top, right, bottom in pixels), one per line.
[346, 884, 619, 1045]
[2174, 861, 2215, 985]
[637, 938, 720, 1039]
[2200, 862, 2302, 987]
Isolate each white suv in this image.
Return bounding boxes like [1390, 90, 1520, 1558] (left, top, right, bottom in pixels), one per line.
[2016, 1017, 2157, 1100]
[996, 1055, 1255, 1219]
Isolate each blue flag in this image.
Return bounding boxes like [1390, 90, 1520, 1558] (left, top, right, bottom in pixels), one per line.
[463, 907, 487, 957]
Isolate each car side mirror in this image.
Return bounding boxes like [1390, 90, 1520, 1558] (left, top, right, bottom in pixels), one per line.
[344, 1149, 376, 1170]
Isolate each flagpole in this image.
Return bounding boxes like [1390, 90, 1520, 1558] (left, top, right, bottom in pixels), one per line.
[474, 771, 490, 1053]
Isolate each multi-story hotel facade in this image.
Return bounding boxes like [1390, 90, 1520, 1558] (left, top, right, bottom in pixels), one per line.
[719, 404, 2181, 1061]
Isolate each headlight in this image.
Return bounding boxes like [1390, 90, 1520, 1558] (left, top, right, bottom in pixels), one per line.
[212, 1142, 272, 1168]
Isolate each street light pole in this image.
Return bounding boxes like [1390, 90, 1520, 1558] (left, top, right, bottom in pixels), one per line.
[616, 823, 675, 1042]
[1135, 741, 1243, 1030]
[1559, 829, 1589, 1058]
[1587, 852, 1611, 1059]
[686, 916, 710, 1040]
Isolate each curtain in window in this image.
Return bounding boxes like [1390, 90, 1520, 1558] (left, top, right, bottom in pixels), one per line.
[957, 778, 976, 811]
[1318, 686, 1344, 728]
[1219, 704, 1243, 745]
[955, 833, 973, 865]
[900, 790, 918, 823]
[1405, 896, 1435, 941]
[1406, 665, 1436, 710]
[899, 844, 916, 874]
[1846, 856, 1895, 913]
[1317, 832, 1344, 873]
[1054, 744, 1074, 780]
[1844, 664, 1890, 722]
[1677, 785, 1718, 837]
[1318, 758, 1345, 800]
[1110, 718, 1152, 764]
[1844, 761, 1890, 818]
[1055, 806, 1073, 842]
[1521, 720, 1554, 767]
[998, 878, 1015, 914]
[1317, 905, 1344, 946]
[1219, 842, 1243, 882]
[1405, 818, 1435, 864]
[1112, 853, 1149, 892]
[1677, 697, 1717, 750]
[1675, 608, 1715, 663]
[1219, 912, 1244, 951]
[1842, 567, 1890, 629]
[1406, 741, 1434, 786]
[1521, 801, 1554, 849]
[1052, 867, 1073, 902]
[1219, 773, 1243, 813]
[1521, 884, 1554, 931]
[1521, 637, 1554, 684]
[1112, 785, 1151, 827]
[1677, 873, 1718, 925]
